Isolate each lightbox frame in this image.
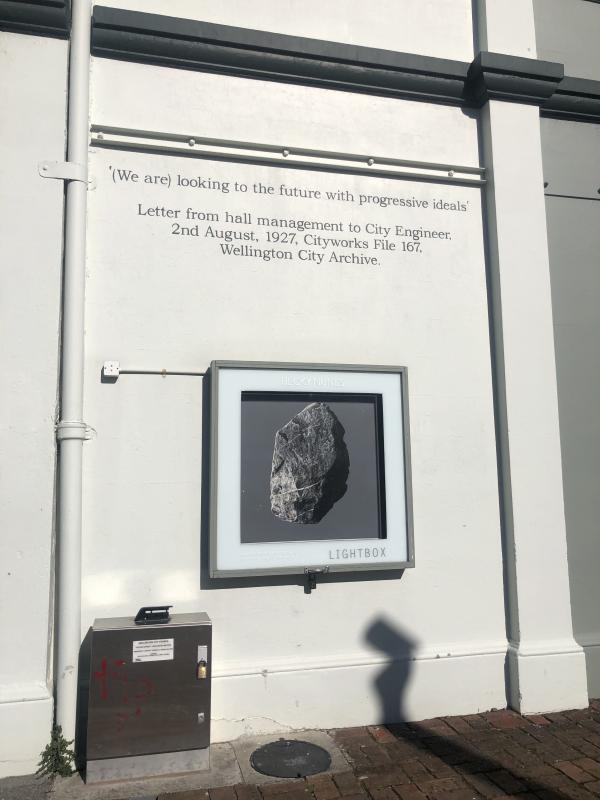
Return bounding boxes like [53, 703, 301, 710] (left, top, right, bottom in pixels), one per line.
[209, 360, 414, 579]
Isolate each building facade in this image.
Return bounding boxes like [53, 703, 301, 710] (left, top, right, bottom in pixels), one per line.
[1, 0, 599, 779]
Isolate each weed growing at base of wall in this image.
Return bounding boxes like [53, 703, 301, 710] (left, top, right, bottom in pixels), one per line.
[36, 725, 75, 777]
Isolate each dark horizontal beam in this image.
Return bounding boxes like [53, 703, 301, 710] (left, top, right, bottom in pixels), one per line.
[468, 51, 563, 105]
[7, 2, 600, 123]
[541, 76, 600, 122]
[91, 6, 599, 117]
[0, 0, 70, 38]
[91, 6, 471, 105]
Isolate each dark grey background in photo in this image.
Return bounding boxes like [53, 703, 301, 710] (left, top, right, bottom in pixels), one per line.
[240, 392, 386, 543]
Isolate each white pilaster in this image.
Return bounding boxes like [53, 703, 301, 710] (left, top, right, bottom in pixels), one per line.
[480, 96, 588, 713]
[476, 0, 537, 58]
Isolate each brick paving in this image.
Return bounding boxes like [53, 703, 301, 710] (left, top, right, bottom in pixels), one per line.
[161, 701, 600, 800]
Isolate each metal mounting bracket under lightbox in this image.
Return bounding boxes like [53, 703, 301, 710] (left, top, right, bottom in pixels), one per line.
[209, 361, 414, 579]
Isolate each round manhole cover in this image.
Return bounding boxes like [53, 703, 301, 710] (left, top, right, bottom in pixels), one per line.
[250, 738, 332, 778]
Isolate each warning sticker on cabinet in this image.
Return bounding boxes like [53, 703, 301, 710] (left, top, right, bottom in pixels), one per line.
[132, 638, 174, 662]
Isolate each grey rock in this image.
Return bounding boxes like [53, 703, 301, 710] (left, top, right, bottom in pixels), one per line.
[270, 402, 349, 524]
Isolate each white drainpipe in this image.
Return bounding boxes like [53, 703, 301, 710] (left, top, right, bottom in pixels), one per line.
[55, 0, 91, 740]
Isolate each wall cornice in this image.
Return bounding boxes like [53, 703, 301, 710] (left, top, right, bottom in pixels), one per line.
[90, 6, 471, 105]
[90, 8, 568, 109]
[0, 0, 70, 38]
[542, 76, 600, 121]
[468, 51, 564, 105]
[4, 3, 600, 123]
[89, 6, 600, 122]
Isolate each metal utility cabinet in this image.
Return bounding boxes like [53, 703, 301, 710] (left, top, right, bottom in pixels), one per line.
[86, 611, 211, 783]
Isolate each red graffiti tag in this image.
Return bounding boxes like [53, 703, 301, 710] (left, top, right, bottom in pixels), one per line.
[92, 657, 156, 732]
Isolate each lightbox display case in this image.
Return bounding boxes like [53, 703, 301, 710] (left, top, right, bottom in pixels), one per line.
[209, 361, 413, 578]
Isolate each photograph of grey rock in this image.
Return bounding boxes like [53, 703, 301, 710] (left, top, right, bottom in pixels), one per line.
[270, 402, 350, 524]
[240, 392, 386, 543]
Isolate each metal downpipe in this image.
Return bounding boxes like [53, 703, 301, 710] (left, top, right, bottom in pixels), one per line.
[55, 0, 91, 740]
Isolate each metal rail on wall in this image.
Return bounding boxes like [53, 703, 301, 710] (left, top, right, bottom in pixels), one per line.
[101, 361, 206, 380]
[89, 124, 486, 187]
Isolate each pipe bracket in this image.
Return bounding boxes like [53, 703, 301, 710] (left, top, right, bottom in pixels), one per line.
[39, 160, 88, 183]
[56, 420, 96, 441]
[102, 360, 120, 379]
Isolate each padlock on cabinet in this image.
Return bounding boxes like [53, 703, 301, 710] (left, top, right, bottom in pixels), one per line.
[196, 659, 207, 680]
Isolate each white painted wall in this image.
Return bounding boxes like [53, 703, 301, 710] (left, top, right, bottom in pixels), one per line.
[83, 59, 507, 741]
[541, 119, 600, 698]
[2, 0, 593, 778]
[534, 0, 600, 80]
[0, 32, 68, 777]
[479, 100, 588, 713]
[476, 0, 588, 715]
[0, 0, 593, 778]
[102, 0, 475, 62]
[91, 60, 481, 168]
[476, 0, 537, 57]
